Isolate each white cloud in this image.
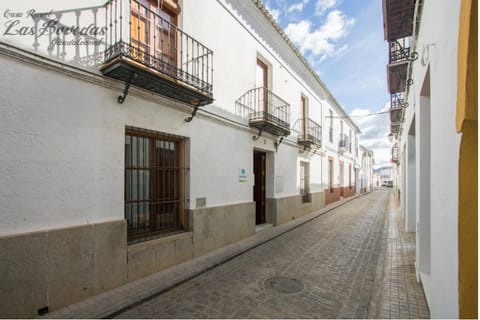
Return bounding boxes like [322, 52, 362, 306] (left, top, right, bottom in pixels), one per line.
[287, 0, 310, 13]
[349, 106, 392, 167]
[315, 0, 337, 16]
[284, 10, 354, 61]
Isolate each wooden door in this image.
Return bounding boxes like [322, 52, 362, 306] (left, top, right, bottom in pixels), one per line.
[253, 151, 266, 224]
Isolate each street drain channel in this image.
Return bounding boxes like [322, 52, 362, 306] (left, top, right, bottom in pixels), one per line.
[264, 276, 304, 294]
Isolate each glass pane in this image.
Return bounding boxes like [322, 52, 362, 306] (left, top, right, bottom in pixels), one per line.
[139, 169, 144, 200]
[138, 137, 144, 168]
[125, 135, 131, 167]
[145, 170, 150, 201]
[131, 170, 138, 200]
[126, 169, 131, 201]
[145, 138, 150, 167]
[132, 136, 137, 167]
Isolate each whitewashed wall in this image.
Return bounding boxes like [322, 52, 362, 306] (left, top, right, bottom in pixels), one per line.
[399, 0, 461, 317]
[0, 0, 361, 237]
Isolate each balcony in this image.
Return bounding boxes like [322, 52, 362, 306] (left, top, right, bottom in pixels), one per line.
[389, 38, 418, 64]
[101, 0, 213, 107]
[382, 0, 416, 42]
[387, 38, 417, 94]
[236, 87, 291, 137]
[339, 134, 349, 153]
[390, 92, 407, 124]
[298, 118, 322, 148]
[391, 144, 400, 163]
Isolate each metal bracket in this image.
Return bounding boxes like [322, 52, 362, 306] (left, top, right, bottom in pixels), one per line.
[117, 72, 137, 104]
[299, 144, 309, 154]
[252, 130, 263, 141]
[185, 103, 201, 122]
[274, 136, 285, 152]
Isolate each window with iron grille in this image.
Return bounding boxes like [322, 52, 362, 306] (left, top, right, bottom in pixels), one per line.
[125, 128, 183, 243]
[329, 109, 333, 143]
[349, 164, 352, 188]
[300, 161, 311, 203]
[328, 159, 334, 192]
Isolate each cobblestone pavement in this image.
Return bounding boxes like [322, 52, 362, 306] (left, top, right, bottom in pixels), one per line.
[115, 190, 429, 319]
[368, 192, 430, 318]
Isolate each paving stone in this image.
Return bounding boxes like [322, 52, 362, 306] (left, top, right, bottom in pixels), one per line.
[43, 191, 430, 319]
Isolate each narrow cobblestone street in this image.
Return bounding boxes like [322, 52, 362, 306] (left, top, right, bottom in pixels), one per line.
[114, 190, 428, 319]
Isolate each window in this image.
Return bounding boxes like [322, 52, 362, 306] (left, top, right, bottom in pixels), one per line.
[256, 58, 269, 111]
[300, 162, 311, 202]
[329, 109, 333, 143]
[130, 0, 180, 67]
[125, 128, 184, 243]
[349, 164, 352, 188]
[355, 135, 359, 157]
[328, 158, 334, 192]
[349, 129, 352, 153]
[301, 95, 307, 136]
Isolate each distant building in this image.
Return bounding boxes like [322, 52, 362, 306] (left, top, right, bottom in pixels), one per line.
[358, 146, 374, 192]
[373, 165, 393, 187]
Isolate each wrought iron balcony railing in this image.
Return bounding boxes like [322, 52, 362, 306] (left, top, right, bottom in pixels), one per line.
[390, 92, 408, 109]
[339, 134, 349, 153]
[236, 87, 291, 137]
[101, 0, 213, 107]
[21, 1, 213, 108]
[389, 38, 418, 64]
[298, 118, 322, 147]
[390, 92, 407, 124]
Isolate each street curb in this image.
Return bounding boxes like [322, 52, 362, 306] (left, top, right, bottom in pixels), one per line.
[42, 191, 374, 319]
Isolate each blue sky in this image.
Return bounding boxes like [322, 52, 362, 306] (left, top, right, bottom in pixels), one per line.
[264, 0, 392, 166]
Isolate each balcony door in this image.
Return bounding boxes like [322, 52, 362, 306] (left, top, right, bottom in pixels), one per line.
[130, 0, 179, 69]
[301, 95, 307, 137]
[256, 58, 268, 113]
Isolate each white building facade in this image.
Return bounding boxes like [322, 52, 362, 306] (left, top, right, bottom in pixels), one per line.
[383, 0, 477, 317]
[0, 0, 362, 317]
[358, 146, 374, 193]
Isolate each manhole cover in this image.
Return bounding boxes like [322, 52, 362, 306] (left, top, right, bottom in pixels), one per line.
[264, 276, 304, 294]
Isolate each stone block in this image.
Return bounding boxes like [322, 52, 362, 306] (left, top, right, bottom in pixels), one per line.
[47, 225, 95, 311]
[153, 240, 176, 271]
[174, 234, 193, 264]
[192, 202, 255, 257]
[92, 220, 127, 294]
[0, 232, 49, 318]
[127, 242, 156, 282]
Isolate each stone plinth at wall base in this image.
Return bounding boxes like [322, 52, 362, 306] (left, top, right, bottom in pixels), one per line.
[127, 231, 194, 282]
[0, 220, 127, 318]
[268, 191, 326, 226]
[343, 186, 356, 198]
[190, 201, 256, 257]
[325, 187, 342, 205]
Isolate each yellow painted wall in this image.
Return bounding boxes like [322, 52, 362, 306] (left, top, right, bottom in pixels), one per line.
[456, 0, 477, 318]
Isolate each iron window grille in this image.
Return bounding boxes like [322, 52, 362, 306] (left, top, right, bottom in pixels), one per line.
[300, 162, 311, 203]
[125, 129, 184, 243]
